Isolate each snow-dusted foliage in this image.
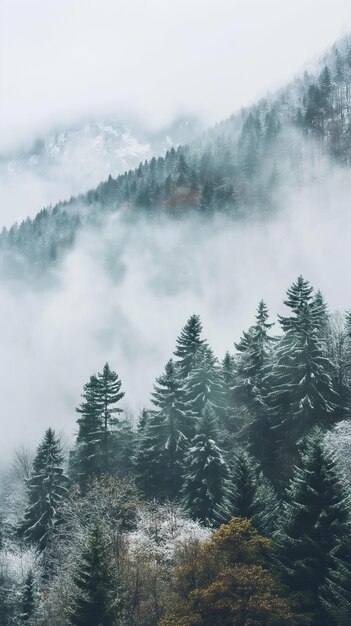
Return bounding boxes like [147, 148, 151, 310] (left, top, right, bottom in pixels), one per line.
[325, 420, 351, 481]
[127, 500, 210, 564]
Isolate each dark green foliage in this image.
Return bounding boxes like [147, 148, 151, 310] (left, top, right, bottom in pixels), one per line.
[230, 448, 280, 536]
[97, 363, 125, 472]
[220, 351, 237, 434]
[18, 428, 68, 552]
[266, 277, 338, 475]
[20, 570, 35, 623]
[71, 363, 126, 490]
[174, 314, 205, 380]
[134, 360, 188, 500]
[233, 301, 275, 472]
[234, 300, 275, 411]
[151, 358, 194, 440]
[274, 428, 351, 626]
[70, 522, 120, 626]
[184, 345, 224, 419]
[182, 403, 231, 526]
[72, 374, 102, 489]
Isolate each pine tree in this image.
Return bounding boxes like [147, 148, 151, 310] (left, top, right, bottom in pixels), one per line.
[20, 570, 35, 623]
[220, 351, 237, 434]
[230, 448, 257, 520]
[230, 448, 280, 536]
[233, 301, 275, 466]
[18, 428, 68, 552]
[266, 277, 338, 474]
[70, 522, 120, 626]
[174, 314, 205, 379]
[151, 358, 194, 439]
[182, 403, 231, 526]
[185, 345, 224, 419]
[71, 364, 125, 490]
[274, 428, 351, 626]
[134, 361, 188, 500]
[96, 363, 125, 473]
[113, 417, 137, 478]
[72, 374, 102, 489]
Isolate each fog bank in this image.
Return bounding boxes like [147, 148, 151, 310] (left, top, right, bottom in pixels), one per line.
[0, 162, 350, 458]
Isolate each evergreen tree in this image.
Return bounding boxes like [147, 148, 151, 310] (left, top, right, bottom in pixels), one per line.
[72, 363, 125, 489]
[96, 363, 125, 473]
[182, 403, 231, 526]
[70, 522, 120, 626]
[185, 345, 224, 419]
[113, 417, 137, 478]
[72, 374, 102, 489]
[134, 361, 188, 499]
[233, 301, 275, 466]
[274, 428, 351, 626]
[18, 428, 68, 552]
[20, 570, 35, 623]
[151, 358, 194, 439]
[266, 277, 338, 474]
[230, 448, 257, 520]
[220, 351, 237, 434]
[174, 314, 205, 379]
[230, 448, 279, 536]
[233, 300, 275, 409]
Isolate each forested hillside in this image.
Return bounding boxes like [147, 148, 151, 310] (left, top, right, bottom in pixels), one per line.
[2, 36, 351, 275]
[1, 276, 351, 625]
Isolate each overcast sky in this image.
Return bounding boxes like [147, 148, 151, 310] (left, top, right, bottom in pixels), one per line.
[1, 0, 351, 152]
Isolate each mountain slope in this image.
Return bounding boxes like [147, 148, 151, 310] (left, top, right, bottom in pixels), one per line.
[0, 116, 202, 226]
[2, 34, 351, 277]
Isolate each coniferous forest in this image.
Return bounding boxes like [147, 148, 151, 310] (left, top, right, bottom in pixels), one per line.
[4, 7, 351, 626]
[1, 276, 351, 625]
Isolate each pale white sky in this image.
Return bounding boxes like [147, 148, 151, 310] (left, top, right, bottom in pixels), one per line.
[1, 0, 351, 152]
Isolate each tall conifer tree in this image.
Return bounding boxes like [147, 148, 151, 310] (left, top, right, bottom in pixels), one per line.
[18, 428, 68, 552]
[266, 277, 338, 474]
[70, 522, 120, 626]
[134, 360, 188, 499]
[174, 314, 205, 379]
[182, 403, 231, 526]
[275, 428, 351, 626]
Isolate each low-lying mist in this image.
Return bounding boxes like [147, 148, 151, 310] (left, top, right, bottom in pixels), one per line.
[1, 161, 351, 460]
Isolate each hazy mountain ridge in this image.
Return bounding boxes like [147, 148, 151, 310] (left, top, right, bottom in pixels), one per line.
[2, 34, 351, 277]
[0, 116, 202, 228]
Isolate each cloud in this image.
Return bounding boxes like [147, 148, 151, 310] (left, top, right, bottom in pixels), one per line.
[0, 152, 351, 460]
[1, 0, 351, 152]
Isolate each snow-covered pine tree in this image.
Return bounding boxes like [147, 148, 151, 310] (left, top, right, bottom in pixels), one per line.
[151, 358, 194, 440]
[184, 345, 224, 419]
[18, 428, 68, 552]
[174, 314, 205, 380]
[134, 360, 188, 500]
[19, 569, 35, 623]
[233, 300, 275, 467]
[70, 522, 120, 626]
[220, 351, 237, 435]
[274, 428, 351, 626]
[182, 403, 231, 526]
[230, 448, 280, 536]
[266, 277, 338, 475]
